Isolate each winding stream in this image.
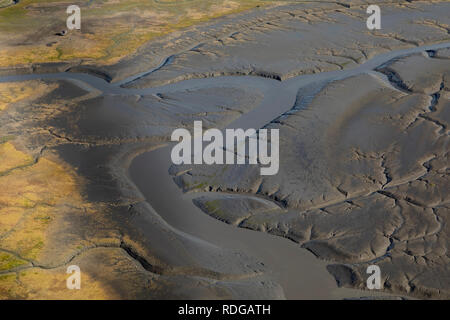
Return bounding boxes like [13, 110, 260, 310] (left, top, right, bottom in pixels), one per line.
[1, 41, 449, 299]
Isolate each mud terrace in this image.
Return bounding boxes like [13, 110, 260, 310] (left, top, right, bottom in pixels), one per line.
[0, 0, 449, 299]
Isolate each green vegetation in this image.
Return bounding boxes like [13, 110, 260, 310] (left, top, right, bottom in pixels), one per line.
[0, 136, 15, 144]
[204, 200, 222, 213]
[0, 252, 27, 271]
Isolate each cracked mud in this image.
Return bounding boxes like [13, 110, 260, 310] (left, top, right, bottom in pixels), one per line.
[0, 0, 449, 299]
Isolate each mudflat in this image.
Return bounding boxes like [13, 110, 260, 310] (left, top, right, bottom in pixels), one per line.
[0, 0, 449, 299]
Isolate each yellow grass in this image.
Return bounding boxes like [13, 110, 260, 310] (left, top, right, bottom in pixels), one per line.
[0, 0, 284, 67]
[0, 144, 81, 259]
[0, 268, 114, 299]
[0, 141, 116, 299]
[0, 81, 56, 111]
[0, 142, 34, 174]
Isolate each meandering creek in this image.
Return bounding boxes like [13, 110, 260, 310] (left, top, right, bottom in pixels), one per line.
[2, 41, 449, 298]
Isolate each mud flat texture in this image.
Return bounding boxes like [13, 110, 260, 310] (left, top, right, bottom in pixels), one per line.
[174, 49, 450, 299]
[116, 0, 450, 87]
[0, 79, 285, 299]
[0, 0, 449, 299]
